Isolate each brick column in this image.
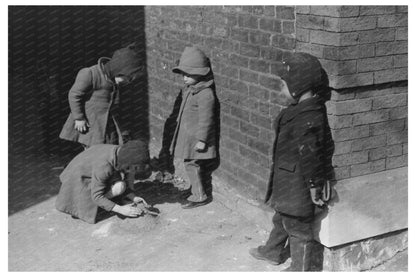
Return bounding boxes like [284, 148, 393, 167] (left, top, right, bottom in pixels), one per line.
[296, 5, 408, 180]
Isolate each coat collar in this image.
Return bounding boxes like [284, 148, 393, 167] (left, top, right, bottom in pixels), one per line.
[187, 79, 214, 95]
[98, 57, 115, 85]
[280, 96, 323, 124]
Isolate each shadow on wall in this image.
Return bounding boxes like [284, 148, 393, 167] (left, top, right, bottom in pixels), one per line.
[8, 6, 148, 215]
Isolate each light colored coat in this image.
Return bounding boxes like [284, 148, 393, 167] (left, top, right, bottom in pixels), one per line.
[55, 144, 122, 224]
[170, 79, 218, 160]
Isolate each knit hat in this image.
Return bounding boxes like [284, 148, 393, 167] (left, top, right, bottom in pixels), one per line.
[116, 140, 150, 171]
[279, 52, 323, 99]
[172, 46, 211, 76]
[104, 43, 144, 81]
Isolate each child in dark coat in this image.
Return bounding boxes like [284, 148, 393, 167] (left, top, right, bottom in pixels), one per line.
[249, 52, 334, 271]
[169, 46, 219, 209]
[59, 43, 144, 148]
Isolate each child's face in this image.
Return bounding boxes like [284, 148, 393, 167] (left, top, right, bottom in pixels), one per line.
[182, 73, 200, 85]
[280, 79, 298, 106]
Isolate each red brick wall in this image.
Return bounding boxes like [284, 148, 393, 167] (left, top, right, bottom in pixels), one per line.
[295, 6, 408, 180]
[144, 6, 408, 200]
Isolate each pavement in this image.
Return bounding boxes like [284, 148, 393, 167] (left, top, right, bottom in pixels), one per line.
[8, 152, 407, 271]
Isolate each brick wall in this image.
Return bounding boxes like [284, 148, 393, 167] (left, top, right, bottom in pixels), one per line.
[295, 6, 408, 180]
[144, 5, 408, 200]
[145, 6, 296, 200]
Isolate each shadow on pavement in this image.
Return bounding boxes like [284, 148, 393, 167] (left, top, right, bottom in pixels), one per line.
[131, 180, 190, 206]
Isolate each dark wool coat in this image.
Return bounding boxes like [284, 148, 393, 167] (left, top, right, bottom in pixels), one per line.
[170, 79, 218, 160]
[59, 58, 123, 147]
[55, 144, 122, 224]
[265, 96, 334, 217]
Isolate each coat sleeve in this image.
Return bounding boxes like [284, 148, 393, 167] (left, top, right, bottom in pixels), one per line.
[90, 164, 117, 211]
[68, 68, 93, 120]
[295, 110, 327, 188]
[196, 88, 215, 143]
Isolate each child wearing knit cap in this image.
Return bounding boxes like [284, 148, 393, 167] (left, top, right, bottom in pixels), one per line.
[55, 140, 153, 224]
[59, 43, 144, 148]
[168, 46, 219, 209]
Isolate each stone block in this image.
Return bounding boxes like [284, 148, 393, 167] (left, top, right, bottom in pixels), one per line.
[326, 99, 372, 115]
[357, 56, 393, 73]
[390, 107, 408, 120]
[359, 5, 396, 15]
[395, 27, 408, 41]
[329, 73, 373, 89]
[353, 110, 389, 125]
[314, 167, 408, 247]
[386, 155, 408, 169]
[374, 68, 408, 84]
[377, 14, 408, 28]
[339, 16, 377, 32]
[332, 151, 368, 167]
[295, 42, 324, 58]
[393, 54, 408, 68]
[296, 27, 310, 42]
[359, 28, 395, 44]
[296, 14, 324, 30]
[351, 135, 386, 151]
[332, 125, 369, 142]
[372, 94, 407, 110]
[376, 41, 407, 56]
[320, 59, 357, 75]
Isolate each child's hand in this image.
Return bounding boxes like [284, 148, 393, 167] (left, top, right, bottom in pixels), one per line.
[113, 204, 144, 217]
[74, 120, 89, 133]
[310, 187, 325, 206]
[133, 196, 150, 208]
[195, 141, 206, 152]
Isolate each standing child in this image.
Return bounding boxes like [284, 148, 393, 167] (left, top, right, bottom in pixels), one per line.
[169, 46, 219, 209]
[249, 52, 334, 271]
[59, 43, 143, 148]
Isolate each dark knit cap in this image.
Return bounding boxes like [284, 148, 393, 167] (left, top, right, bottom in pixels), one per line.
[116, 139, 150, 171]
[104, 43, 143, 81]
[279, 52, 323, 99]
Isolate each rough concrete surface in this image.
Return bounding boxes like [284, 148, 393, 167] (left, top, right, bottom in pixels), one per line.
[8, 152, 407, 271]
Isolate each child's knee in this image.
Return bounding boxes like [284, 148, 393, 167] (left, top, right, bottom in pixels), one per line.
[105, 181, 127, 199]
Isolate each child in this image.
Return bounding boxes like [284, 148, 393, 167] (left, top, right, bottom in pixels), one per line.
[59, 43, 144, 148]
[249, 52, 334, 271]
[55, 140, 153, 224]
[169, 46, 219, 209]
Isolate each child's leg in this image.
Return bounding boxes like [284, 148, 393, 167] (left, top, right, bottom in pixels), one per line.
[104, 181, 127, 199]
[281, 214, 314, 271]
[251, 211, 290, 263]
[184, 159, 207, 202]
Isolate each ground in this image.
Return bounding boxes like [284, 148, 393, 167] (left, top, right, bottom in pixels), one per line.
[8, 152, 407, 271]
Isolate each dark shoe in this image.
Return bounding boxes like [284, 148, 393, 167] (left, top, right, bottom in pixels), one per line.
[181, 198, 211, 209]
[249, 248, 283, 266]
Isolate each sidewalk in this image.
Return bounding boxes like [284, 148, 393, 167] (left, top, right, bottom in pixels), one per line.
[8, 152, 407, 271]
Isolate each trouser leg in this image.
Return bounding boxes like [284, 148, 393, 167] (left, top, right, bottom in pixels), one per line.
[281, 214, 314, 271]
[258, 211, 290, 262]
[184, 159, 207, 202]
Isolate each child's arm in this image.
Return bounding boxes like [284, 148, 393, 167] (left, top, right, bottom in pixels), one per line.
[68, 68, 93, 132]
[195, 88, 215, 150]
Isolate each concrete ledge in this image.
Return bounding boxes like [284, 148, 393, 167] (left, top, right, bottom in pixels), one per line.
[314, 167, 408, 247]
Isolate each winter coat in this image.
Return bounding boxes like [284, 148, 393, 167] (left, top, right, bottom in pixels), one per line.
[59, 58, 123, 147]
[265, 96, 334, 217]
[55, 144, 122, 224]
[170, 79, 218, 160]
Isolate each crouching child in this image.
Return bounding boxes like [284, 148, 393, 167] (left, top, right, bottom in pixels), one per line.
[55, 140, 153, 224]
